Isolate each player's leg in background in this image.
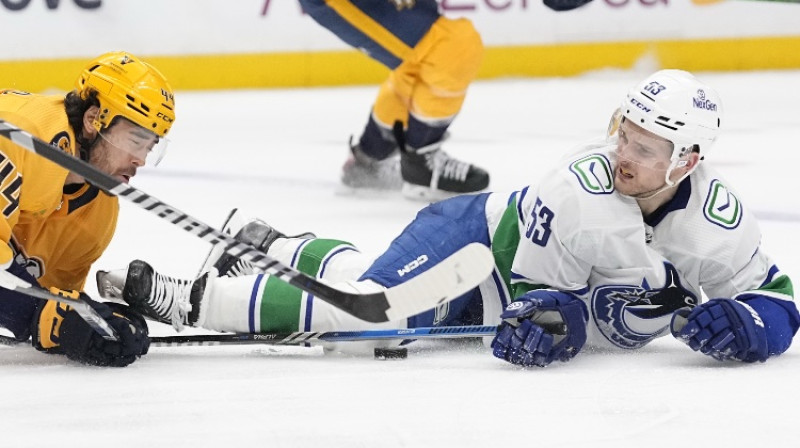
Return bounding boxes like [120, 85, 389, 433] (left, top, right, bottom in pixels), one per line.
[400, 17, 484, 150]
[395, 17, 490, 200]
[298, 0, 440, 190]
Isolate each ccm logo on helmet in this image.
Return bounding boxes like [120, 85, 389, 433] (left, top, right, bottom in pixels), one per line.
[693, 89, 717, 111]
[629, 97, 651, 113]
[157, 112, 174, 123]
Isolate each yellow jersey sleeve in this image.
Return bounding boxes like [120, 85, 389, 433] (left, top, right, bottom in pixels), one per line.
[0, 91, 76, 266]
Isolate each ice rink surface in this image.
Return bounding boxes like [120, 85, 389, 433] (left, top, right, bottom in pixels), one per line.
[1, 70, 798, 447]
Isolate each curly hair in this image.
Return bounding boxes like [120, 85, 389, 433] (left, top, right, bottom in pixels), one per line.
[63, 89, 99, 160]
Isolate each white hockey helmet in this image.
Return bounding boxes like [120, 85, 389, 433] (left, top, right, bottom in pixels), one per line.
[620, 69, 722, 163]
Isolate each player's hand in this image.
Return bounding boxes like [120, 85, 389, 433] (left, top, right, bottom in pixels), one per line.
[58, 293, 150, 367]
[670, 298, 768, 362]
[491, 289, 588, 367]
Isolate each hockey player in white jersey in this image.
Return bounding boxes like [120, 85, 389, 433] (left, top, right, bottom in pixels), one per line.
[99, 70, 798, 366]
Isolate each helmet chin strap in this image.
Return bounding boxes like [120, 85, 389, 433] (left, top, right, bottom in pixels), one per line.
[664, 159, 690, 187]
[664, 144, 698, 186]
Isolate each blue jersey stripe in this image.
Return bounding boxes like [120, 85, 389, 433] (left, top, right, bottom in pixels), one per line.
[760, 264, 780, 288]
[516, 186, 529, 222]
[491, 269, 509, 309]
[249, 274, 266, 333]
[304, 246, 357, 331]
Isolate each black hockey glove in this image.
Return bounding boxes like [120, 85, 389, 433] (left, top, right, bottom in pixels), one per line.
[58, 294, 150, 367]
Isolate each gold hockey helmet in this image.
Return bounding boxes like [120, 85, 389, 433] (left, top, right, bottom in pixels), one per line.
[75, 51, 175, 138]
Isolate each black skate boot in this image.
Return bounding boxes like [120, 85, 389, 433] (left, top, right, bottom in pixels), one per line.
[96, 260, 207, 331]
[394, 123, 490, 201]
[199, 208, 315, 277]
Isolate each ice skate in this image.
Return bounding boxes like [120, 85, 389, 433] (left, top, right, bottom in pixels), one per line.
[340, 138, 403, 191]
[199, 208, 315, 277]
[97, 260, 207, 331]
[400, 136, 490, 201]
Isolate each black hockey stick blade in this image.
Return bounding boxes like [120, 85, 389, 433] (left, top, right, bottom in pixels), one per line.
[0, 120, 494, 322]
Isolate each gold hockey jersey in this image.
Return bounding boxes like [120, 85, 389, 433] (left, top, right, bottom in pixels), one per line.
[0, 90, 118, 291]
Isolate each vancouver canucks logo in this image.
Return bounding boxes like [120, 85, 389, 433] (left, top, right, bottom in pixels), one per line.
[592, 263, 697, 349]
[569, 153, 614, 195]
[703, 179, 742, 229]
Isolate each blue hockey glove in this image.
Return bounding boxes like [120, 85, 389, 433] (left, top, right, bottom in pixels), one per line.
[670, 298, 768, 362]
[491, 289, 588, 367]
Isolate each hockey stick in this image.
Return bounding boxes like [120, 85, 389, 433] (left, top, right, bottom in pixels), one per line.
[0, 119, 494, 323]
[11, 286, 118, 341]
[149, 325, 499, 347]
[0, 285, 120, 345]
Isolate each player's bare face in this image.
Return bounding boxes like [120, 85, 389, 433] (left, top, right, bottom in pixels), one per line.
[90, 118, 159, 184]
[613, 120, 674, 198]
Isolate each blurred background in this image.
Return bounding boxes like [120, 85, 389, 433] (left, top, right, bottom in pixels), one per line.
[2, 0, 799, 93]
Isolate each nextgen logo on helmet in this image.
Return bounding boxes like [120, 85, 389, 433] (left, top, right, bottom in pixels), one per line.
[629, 97, 651, 113]
[693, 89, 717, 111]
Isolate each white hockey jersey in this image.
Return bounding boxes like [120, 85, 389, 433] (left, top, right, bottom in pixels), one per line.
[483, 143, 791, 350]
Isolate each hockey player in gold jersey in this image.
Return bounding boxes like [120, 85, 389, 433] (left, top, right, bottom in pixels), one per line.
[0, 51, 175, 366]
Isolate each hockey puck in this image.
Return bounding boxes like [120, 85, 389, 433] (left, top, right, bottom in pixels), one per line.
[374, 347, 408, 360]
